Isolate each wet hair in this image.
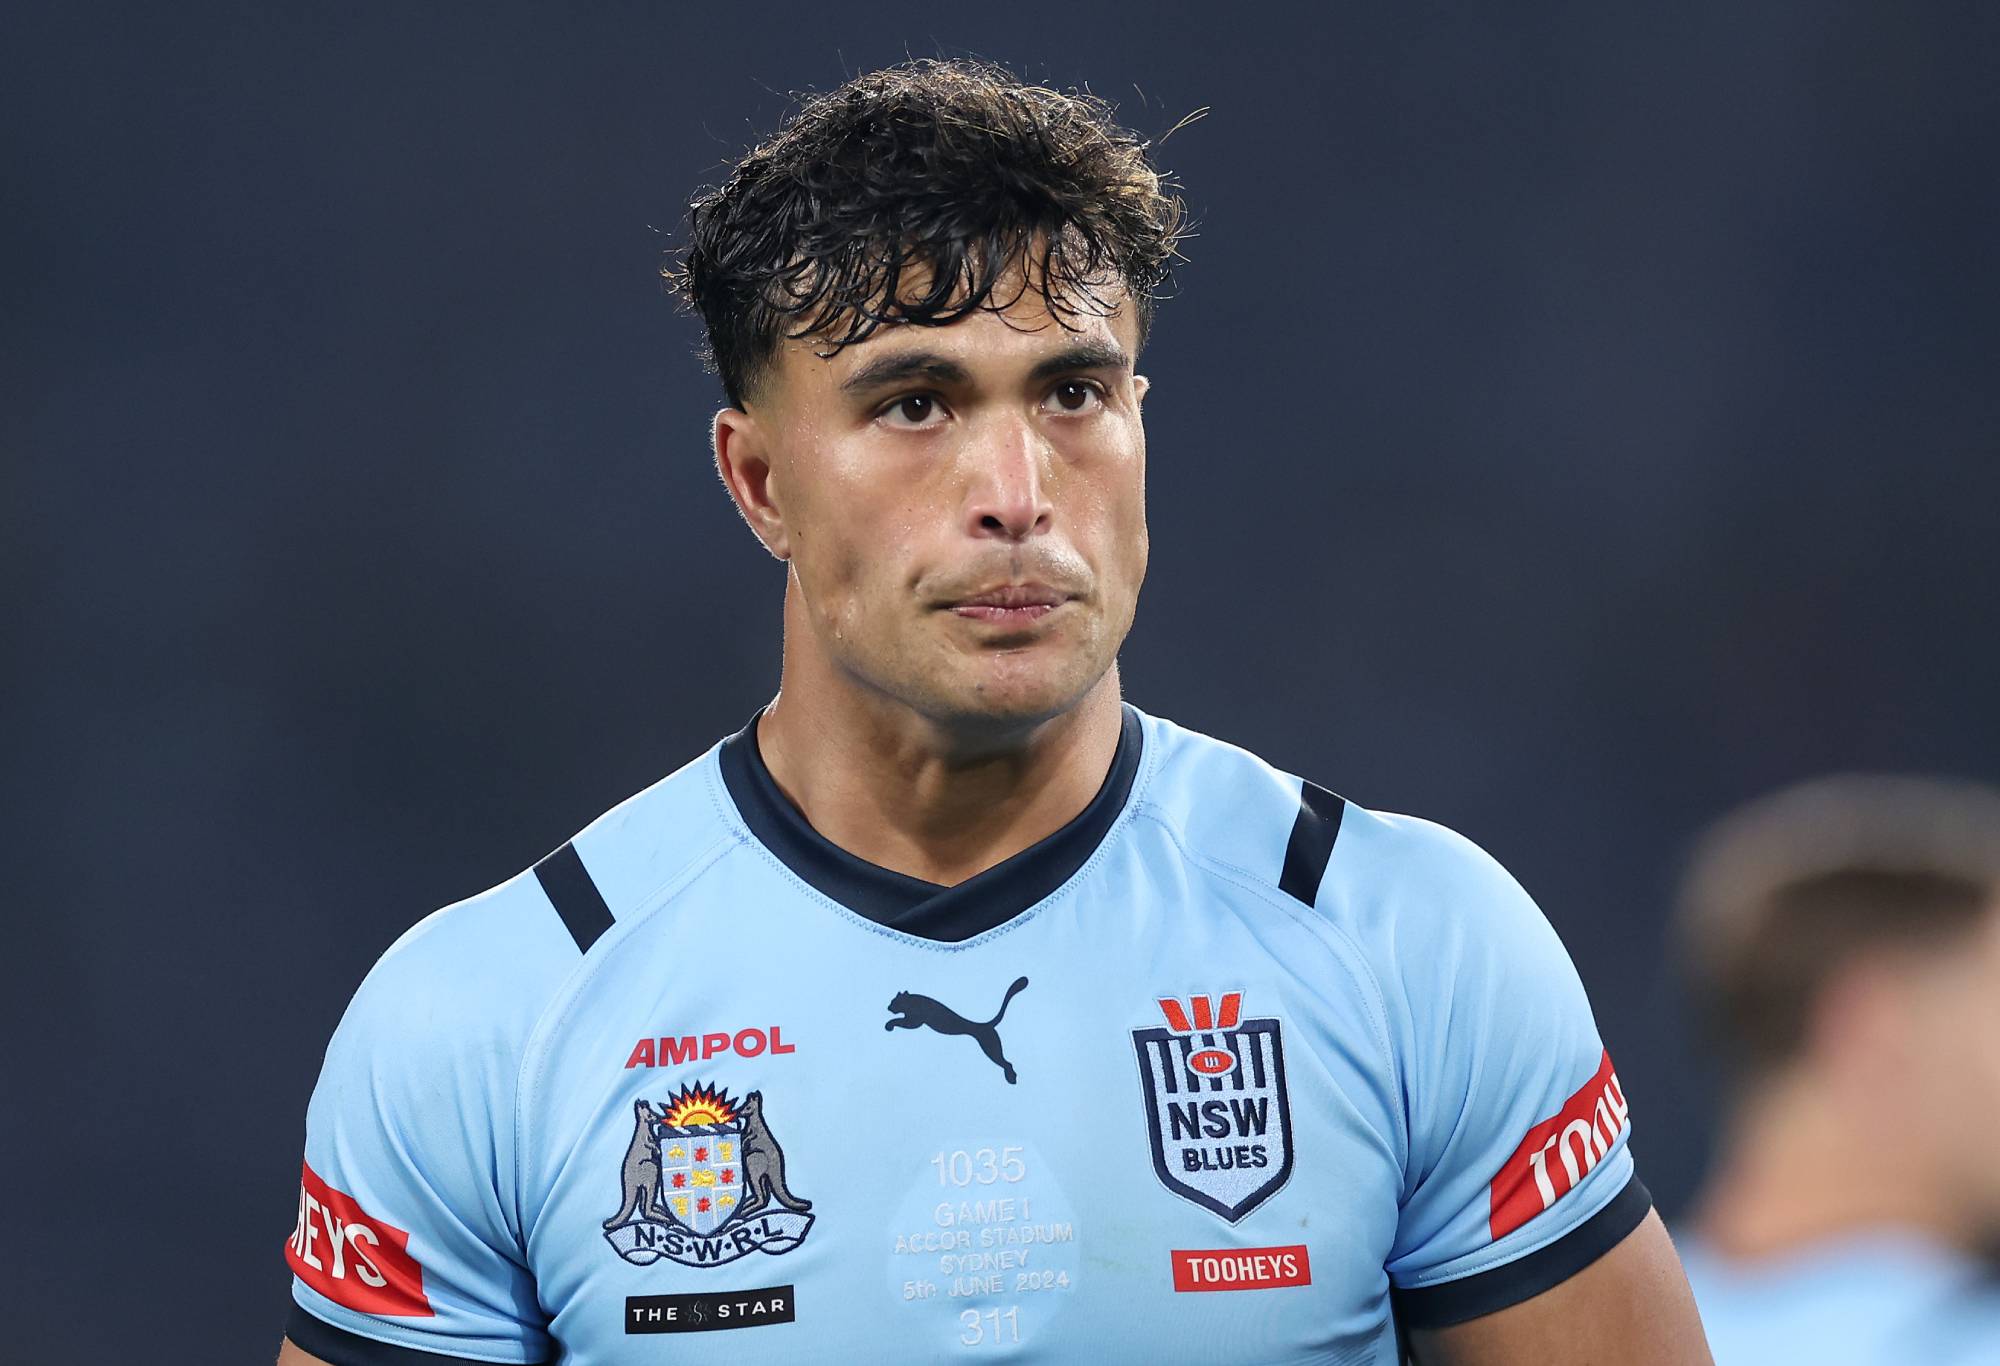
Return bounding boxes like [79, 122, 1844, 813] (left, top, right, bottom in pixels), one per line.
[1675, 774, 2000, 1082]
[667, 59, 1188, 407]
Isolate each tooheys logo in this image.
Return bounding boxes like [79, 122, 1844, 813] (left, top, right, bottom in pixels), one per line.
[285, 1162, 432, 1316]
[1488, 1050, 1630, 1239]
[1170, 1244, 1312, 1292]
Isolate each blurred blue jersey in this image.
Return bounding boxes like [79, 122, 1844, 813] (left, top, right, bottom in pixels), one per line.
[1680, 1233, 2000, 1365]
[284, 705, 1648, 1364]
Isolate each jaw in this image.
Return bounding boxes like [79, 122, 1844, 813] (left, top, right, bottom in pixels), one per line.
[923, 601, 1119, 720]
[904, 661, 1126, 759]
[841, 628, 1116, 745]
[780, 570, 1133, 743]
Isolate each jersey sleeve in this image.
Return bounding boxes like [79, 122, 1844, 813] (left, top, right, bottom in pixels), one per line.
[285, 881, 561, 1365]
[1358, 814, 1650, 1327]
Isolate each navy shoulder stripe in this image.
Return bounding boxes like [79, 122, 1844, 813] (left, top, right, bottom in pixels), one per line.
[532, 841, 614, 953]
[1278, 780, 1346, 906]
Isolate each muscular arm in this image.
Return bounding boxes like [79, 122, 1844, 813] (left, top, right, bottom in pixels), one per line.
[276, 1342, 332, 1366]
[1408, 1212, 1711, 1366]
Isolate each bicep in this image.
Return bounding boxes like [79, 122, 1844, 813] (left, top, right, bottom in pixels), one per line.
[277, 1340, 333, 1366]
[1406, 1211, 1712, 1366]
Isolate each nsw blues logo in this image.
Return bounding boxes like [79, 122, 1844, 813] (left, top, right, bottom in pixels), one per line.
[1132, 993, 1295, 1223]
[603, 1082, 814, 1267]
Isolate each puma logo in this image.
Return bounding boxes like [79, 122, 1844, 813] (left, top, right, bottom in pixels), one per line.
[885, 977, 1030, 1083]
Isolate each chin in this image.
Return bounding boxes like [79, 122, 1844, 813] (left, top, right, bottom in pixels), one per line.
[924, 657, 1105, 731]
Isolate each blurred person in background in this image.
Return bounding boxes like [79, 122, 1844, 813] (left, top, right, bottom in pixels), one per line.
[1676, 775, 2000, 1363]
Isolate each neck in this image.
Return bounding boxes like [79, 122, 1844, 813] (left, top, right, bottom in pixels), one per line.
[755, 591, 1127, 888]
[1693, 1071, 1968, 1261]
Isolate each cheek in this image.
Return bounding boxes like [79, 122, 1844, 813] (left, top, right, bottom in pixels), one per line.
[1969, 996, 2000, 1108]
[1064, 429, 1143, 518]
[1098, 452, 1149, 579]
[789, 456, 924, 620]
[1914, 987, 2000, 1122]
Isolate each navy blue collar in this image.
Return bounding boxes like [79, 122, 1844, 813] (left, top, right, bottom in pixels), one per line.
[719, 706, 1144, 943]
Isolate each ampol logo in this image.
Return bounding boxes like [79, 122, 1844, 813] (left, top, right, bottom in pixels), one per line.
[624, 1026, 796, 1069]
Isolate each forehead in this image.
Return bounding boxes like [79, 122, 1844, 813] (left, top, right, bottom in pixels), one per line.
[767, 263, 1139, 398]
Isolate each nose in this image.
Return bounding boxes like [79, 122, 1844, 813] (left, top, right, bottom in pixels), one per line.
[963, 415, 1055, 542]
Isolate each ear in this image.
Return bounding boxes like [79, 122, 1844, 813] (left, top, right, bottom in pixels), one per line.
[1133, 373, 1150, 405]
[713, 406, 791, 561]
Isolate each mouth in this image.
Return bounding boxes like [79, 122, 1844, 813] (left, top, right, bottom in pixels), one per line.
[942, 583, 1071, 627]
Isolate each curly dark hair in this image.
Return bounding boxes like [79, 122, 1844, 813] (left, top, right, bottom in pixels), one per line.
[667, 60, 1188, 407]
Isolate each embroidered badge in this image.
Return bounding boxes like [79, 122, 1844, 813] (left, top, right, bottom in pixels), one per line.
[1131, 992, 1295, 1223]
[603, 1082, 815, 1267]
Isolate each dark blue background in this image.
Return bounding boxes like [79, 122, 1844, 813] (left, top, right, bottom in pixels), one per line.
[6, 3, 1996, 1359]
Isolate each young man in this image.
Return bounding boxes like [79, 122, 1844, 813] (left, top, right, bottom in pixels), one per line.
[279, 61, 1708, 1365]
[1674, 775, 2000, 1363]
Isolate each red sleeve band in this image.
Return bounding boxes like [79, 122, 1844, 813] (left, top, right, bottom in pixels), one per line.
[1487, 1049, 1630, 1240]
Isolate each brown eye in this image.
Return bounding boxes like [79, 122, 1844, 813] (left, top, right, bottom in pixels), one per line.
[1049, 381, 1101, 413]
[882, 394, 940, 427]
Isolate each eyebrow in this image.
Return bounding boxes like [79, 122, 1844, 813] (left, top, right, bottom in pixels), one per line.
[1026, 339, 1133, 383]
[839, 352, 971, 395]
[837, 339, 1133, 396]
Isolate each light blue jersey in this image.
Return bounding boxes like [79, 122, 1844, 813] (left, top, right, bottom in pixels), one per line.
[1679, 1233, 2000, 1366]
[285, 706, 1648, 1364]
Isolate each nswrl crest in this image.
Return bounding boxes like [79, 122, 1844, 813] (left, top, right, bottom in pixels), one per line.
[603, 1082, 814, 1267]
[1132, 992, 1295, 1222]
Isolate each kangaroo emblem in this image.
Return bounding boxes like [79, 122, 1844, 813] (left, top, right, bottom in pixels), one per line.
[601, 1082, 816, 1268]
[734, 1090, 813, 1216]
[603, 1099, 666, 1228]
[885, 976, 1031, 1083]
